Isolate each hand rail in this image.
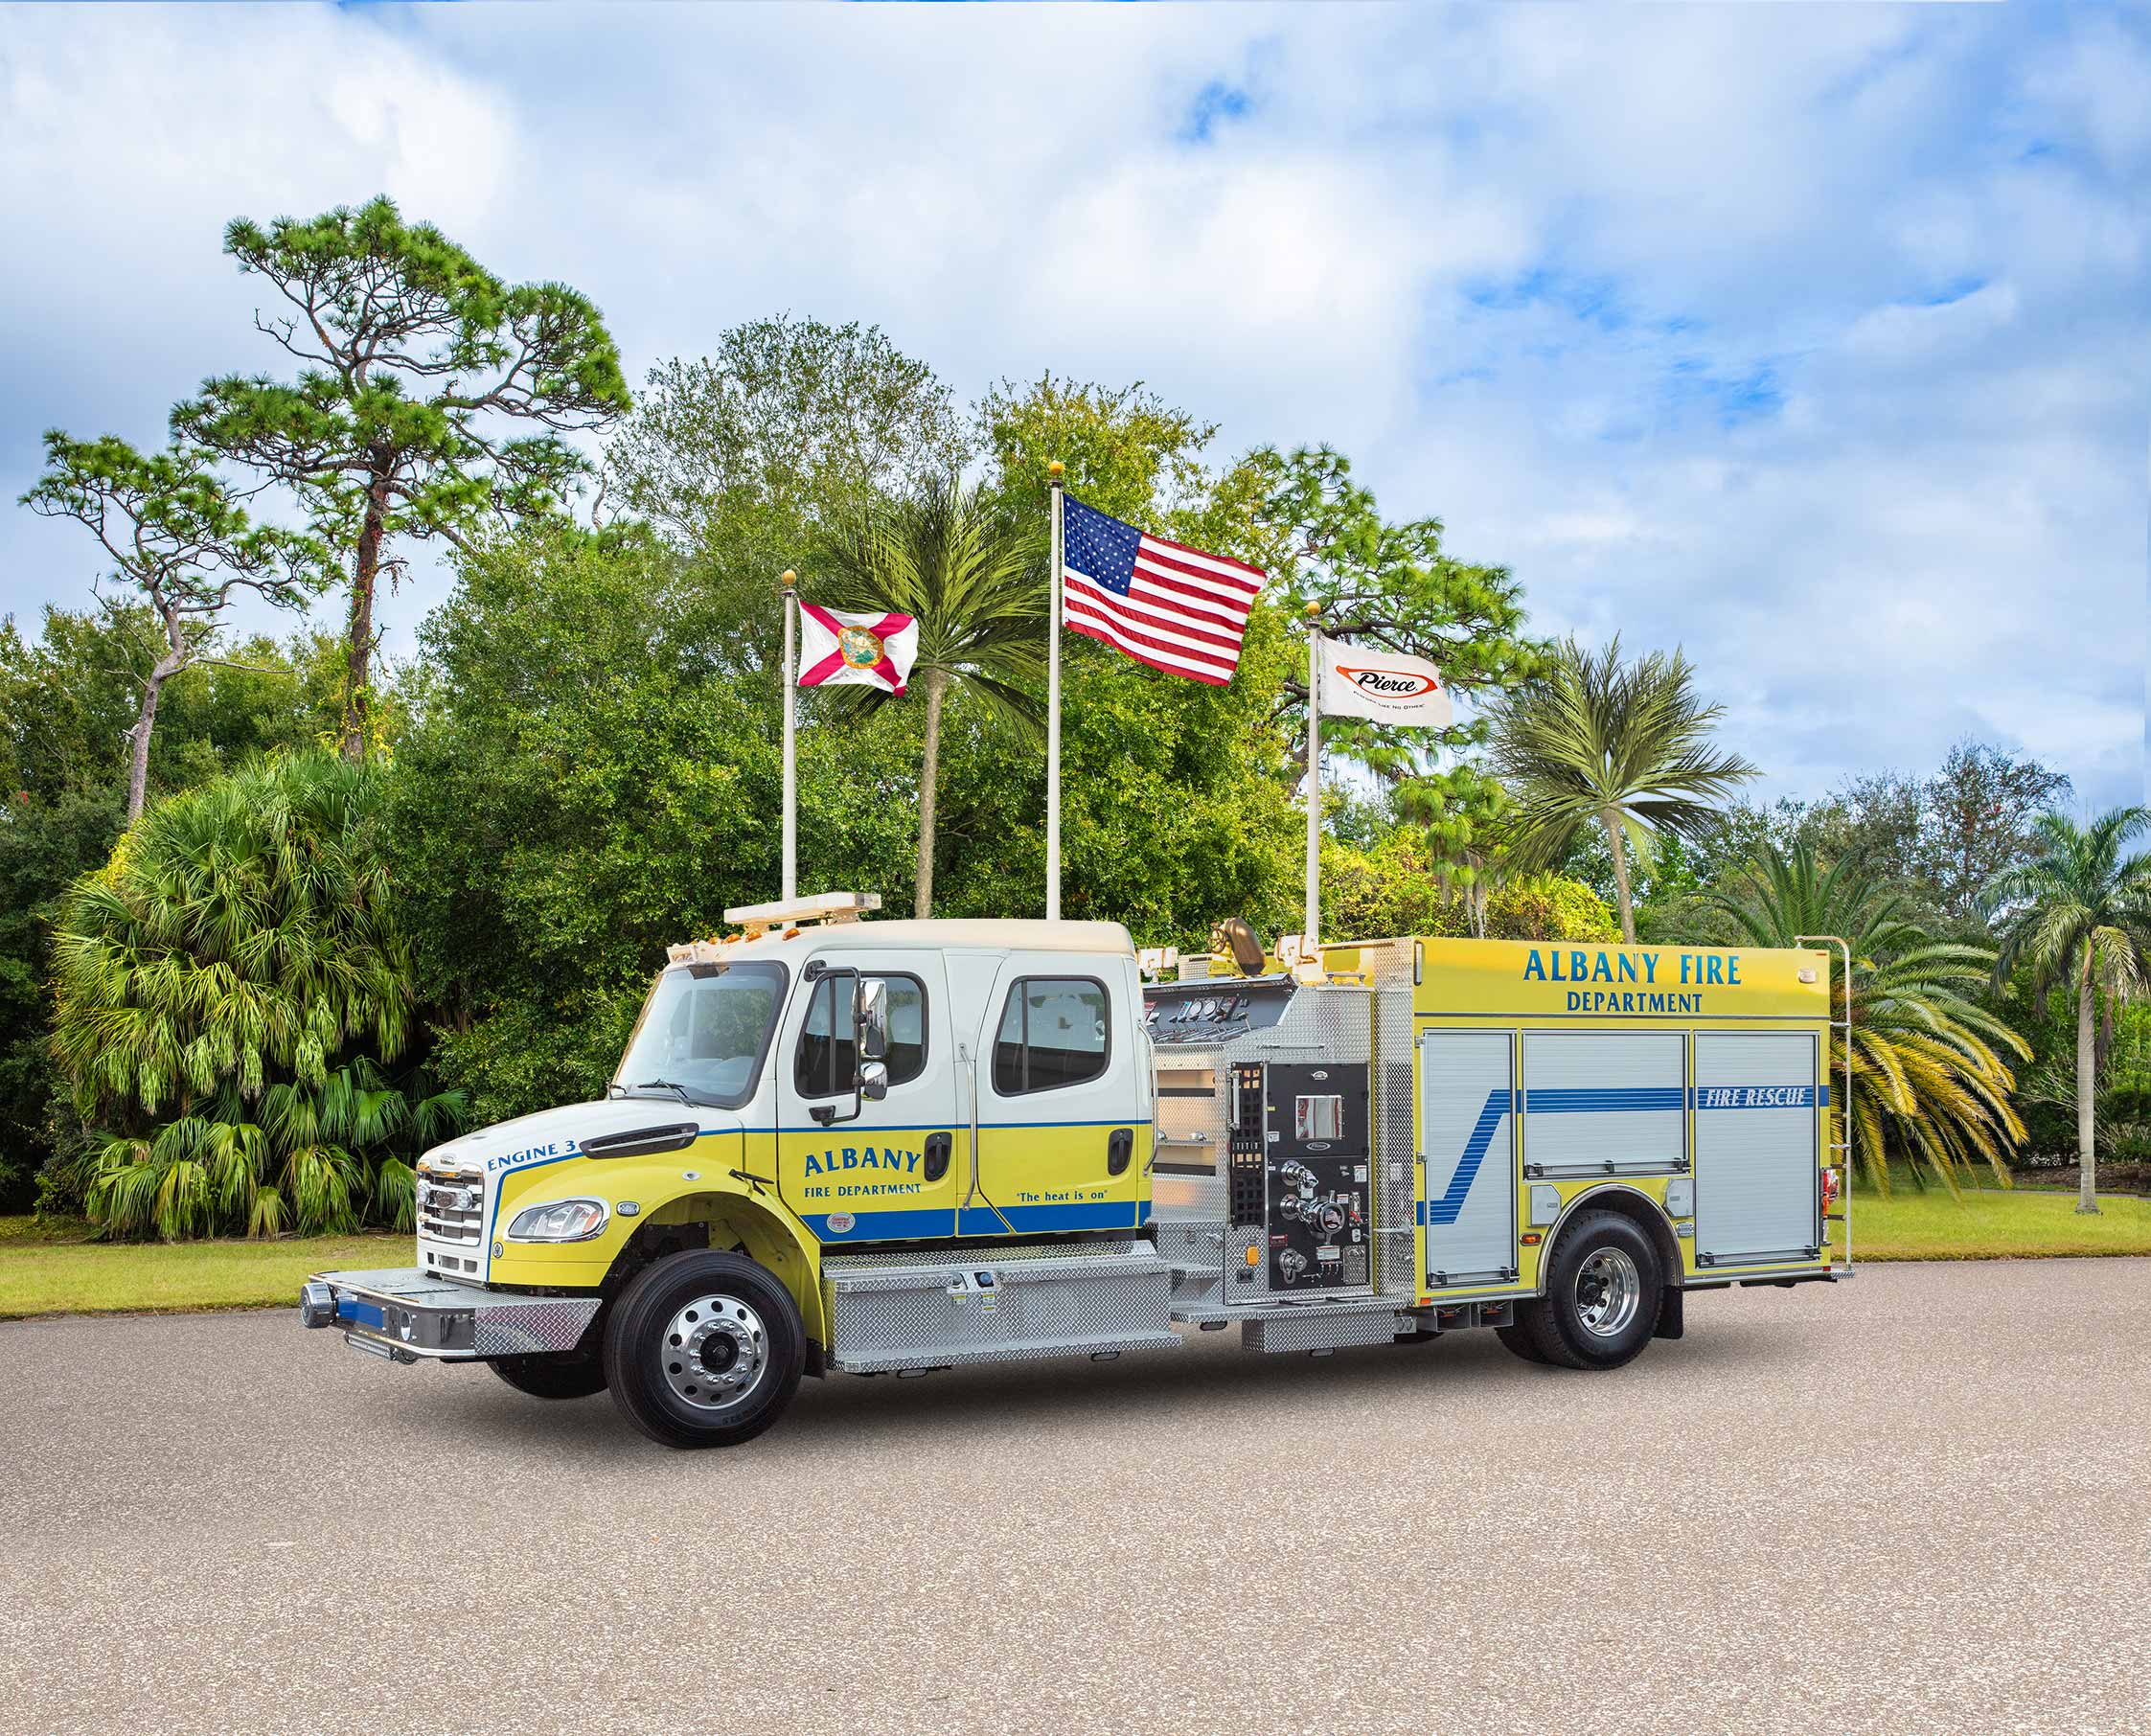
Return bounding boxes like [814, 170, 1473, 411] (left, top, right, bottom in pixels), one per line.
[1796, 934, 1854, 1268]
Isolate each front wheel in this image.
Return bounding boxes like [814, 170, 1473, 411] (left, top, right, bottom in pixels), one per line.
[604, 1249, 805, 1449]
[1513, 1210, 1662, 1371]
[490, 1352, 607, 1400]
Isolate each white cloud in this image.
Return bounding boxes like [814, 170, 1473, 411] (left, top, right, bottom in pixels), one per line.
[1, 2, 2143, 812]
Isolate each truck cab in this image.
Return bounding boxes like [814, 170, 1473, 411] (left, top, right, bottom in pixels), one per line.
[306, 898, 1178, 1446]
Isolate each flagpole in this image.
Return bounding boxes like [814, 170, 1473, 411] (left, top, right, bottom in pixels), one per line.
[1305, 605, 1322, 950]
[1046, 460, 1064, 921]
[781, 569, 797, 902]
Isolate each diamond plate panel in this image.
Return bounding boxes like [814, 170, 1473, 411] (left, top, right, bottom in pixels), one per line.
[823, 1245, 1180, 1373]
[1242, 1307, 1408, 1353]
[1376, 983, 1419, 1298]
[471, 1299, 603, 1358]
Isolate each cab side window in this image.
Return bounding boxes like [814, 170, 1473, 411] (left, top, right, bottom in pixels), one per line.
[794, 972, 927, 1097]
[993, 977, 1109, 1096]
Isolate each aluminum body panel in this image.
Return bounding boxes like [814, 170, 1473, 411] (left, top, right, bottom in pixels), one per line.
[1419, 1029, 1518, 1287]
[1520, 1029, 1687, 1176]
[1692, 1030, 1821, 1267]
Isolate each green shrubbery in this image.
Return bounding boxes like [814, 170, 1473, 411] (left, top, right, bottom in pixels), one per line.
[48, 752, 464, 1237]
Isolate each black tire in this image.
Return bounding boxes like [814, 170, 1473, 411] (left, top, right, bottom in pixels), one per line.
[1519, 1210, 1663, 1371]
[1495, 1321, 1550, 1364]
[604, 1249, 806, 1449]
[490, 1353, 607, 1401]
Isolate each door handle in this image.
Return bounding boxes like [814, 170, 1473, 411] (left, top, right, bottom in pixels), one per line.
[1107, 1127, 1134, 1177]
[924, 1131, 952, 1184]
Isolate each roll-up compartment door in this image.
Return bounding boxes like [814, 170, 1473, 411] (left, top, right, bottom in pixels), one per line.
[1419, 1030, 1516, 1286]
[1521, 1030, 1686, 1178]
[1693, 1031, 1819, 1267]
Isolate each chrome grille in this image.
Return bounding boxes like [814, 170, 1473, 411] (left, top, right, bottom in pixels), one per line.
[418, 1169, 484, 1245]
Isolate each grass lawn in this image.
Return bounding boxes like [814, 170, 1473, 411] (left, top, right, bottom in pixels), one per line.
[0, 1216, 406, 1319]
[1852, 1185, 2151, 1261]
[5, 1186, 2149, 1319]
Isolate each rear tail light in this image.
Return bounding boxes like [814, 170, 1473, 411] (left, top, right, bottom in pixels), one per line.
[1820, 1167, 1842, 1211]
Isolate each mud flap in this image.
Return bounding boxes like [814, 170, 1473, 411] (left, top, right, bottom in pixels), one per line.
[1654, 1284, 1685, 1341]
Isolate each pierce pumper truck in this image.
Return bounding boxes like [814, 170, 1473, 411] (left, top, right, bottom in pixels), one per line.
[301, 892, 1852, 1448]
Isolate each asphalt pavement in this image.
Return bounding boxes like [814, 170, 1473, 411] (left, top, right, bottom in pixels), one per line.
[3, 1258, 2147, 1736]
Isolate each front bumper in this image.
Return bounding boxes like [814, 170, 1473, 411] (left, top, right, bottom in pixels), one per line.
[301, 1267, 603, 1363]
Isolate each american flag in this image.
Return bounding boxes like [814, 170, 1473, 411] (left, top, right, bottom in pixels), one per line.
[1060, 494, 1264, 685]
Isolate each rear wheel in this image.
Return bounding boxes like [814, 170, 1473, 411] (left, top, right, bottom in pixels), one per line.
[1516, 1210, 1662, 1371]
[490, 1352, 606, 1401]
[604, 1249, 805, 1449]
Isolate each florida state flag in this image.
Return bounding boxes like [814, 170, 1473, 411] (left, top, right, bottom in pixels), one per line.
[796, 605, 919, 695]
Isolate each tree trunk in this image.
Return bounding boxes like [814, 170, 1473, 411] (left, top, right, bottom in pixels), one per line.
[1601, 810, 1636, 944]
[126, 636, 191, 825]
[342, 474, 390, 764]
[2076, 953, 2099, 1215]
[913, 668, 948, 920]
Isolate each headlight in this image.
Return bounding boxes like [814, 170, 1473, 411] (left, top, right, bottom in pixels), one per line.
[505, 1198, 610, 1243]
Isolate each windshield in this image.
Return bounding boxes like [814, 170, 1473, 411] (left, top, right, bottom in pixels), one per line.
[613, 963, 787, 1108]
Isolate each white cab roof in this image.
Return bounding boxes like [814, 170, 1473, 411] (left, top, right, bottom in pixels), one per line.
[677, 918, 1134, 966]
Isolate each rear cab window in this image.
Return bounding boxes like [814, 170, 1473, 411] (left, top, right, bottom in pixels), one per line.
[993, 976, 1110, 1096]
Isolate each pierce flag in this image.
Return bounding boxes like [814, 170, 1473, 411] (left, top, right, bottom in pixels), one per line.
[796, 605, 919, 694]
[1316, 634, 1453, 728]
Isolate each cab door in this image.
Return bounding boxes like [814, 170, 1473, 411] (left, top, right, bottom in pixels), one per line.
[776, 951, 962, 1246]
[963, 954, 1151, 1236]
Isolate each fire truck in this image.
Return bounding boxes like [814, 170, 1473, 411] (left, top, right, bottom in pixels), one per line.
[300, 893, 1851, 1448]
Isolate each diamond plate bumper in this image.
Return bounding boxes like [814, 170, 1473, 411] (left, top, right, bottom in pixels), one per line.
[303, 1267, 602, 1362]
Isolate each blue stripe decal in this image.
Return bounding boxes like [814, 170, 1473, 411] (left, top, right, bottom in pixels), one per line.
[802, 1199, 1147, 1243]
[957, 1200, 1141, 1236]
[335, 1297, 384, 1329]
[1525, 1086, 1684, 1113]
[800, 1207, 951, 1241]
[1427, 1088, 1509, 1226]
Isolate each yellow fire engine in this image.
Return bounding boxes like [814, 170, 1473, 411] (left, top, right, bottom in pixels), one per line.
[302, 893, 1849, 1447]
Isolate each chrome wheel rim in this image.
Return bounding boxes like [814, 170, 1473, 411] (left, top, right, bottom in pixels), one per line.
[1574, 1247, 1642, 1338]
[662, 1293, 768, 1409]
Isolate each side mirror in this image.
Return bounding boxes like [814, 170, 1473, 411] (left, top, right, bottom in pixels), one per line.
[857, 976, 889, 1063]
[859, 1059, 888, 1103]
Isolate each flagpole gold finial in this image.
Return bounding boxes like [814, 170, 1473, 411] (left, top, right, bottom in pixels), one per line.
[1048, 460, 1064, 480]
[781, 569, 796, 590]
[1304, 603, 1320, 622]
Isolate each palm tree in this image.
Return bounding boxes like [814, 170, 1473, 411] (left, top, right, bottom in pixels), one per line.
[821, 477, 1045, 917]
[1486, 634, 1755, 942]
[51, 750, 466, 1238]
[1710, 840, 2027, 1194]
[1985, 809, 2151, 1214]
[86, 1058, 465, 1240]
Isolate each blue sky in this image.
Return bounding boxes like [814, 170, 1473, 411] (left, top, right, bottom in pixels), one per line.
[3, 3, 2145, 809]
